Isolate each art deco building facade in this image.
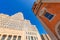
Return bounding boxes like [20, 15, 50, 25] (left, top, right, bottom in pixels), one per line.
[0, 12, 42, 40]
[32, 0, 60, 40]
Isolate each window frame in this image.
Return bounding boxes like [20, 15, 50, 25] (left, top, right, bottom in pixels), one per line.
[13, 35, 17, 40]
[1, 35, 7, 40]
[44, 12, 54, 20]
[40, 8, 56, 22]
[17, 36, 21, 40]
[7, 35, 12, 40]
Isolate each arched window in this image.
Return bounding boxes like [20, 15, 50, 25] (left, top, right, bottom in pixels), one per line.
[55, 21, 60, 39]
[57, 24, 60, 35]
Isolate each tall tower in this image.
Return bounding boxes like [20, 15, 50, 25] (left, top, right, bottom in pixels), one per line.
[32, 0, 60, 40]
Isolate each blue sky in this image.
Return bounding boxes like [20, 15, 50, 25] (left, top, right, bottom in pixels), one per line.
[0, 0, 47, 34]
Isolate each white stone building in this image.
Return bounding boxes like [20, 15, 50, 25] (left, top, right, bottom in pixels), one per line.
[0, 12, 42, 40]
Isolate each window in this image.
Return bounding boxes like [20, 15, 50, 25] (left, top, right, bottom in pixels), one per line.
[7, 35, 12, 40]
[55, 22, 60, 39]
[44, 12, 54, 20]
[1, 35, 7, 40]
[28, 36, 30, 40]
[26, 36, 27, 39]
[31, 36, 33, 40]
[13, 36, 17, 40]
[17, 36, 21, 40]
[41, 35, 45, 40]
[34, 37, 38, 40]
[36, 37, 38, 40]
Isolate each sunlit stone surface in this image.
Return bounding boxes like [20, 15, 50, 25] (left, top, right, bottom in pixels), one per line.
[0, 12, 42, 40]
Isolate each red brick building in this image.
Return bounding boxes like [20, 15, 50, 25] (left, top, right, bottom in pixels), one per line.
[32, 0, 60, 40]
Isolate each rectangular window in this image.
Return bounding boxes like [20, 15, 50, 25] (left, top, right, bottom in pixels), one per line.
[28, 36, 30, 40]
[34, 37, 38, 40]
[13, 36, 17, 40]
[7, 35, 12, 40]
[34, 37, 36, 40]
[31, 36, 33, 40]
[1, 35, 7, 40]
[44, 12, 54, 20]
[17, 36, 21, 40]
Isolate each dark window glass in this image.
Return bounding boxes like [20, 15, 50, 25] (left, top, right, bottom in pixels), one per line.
[13, 36, 17, 40]
[31, 36, 33, 40]
[17, 36, 21, 40]
[26, 36, 27, 39]
[7, 35, 12, 40]
[1, 35, 7, 40]
[41, 35, 45, 40]
[44, 12, 54, 20]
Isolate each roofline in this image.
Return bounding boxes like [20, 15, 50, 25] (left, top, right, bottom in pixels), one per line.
[36, 0, 60, 3]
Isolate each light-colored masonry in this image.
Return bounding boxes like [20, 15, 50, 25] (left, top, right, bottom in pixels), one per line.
[0, 12, 42, 40]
